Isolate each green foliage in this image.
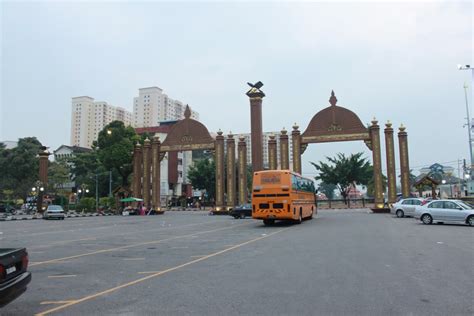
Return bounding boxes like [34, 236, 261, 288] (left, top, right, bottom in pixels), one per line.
[0, 137, 43, 200]
[48, 159, 71, 194]
[99, 196, 116, 208]
[311, 153, 373, 201]
[95, 121, 138, 187]
[318, 182, 337, 199]
[77, 197, 96, 212]
[188, 159, 216, 200]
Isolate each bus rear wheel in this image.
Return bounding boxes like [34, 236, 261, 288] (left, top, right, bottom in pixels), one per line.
[296, 211, 302, 224]
[263, 219, 275, 226]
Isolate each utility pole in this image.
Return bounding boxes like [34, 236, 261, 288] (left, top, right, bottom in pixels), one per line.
[109, 170, 112, 197]
[96, 173, 99, 212]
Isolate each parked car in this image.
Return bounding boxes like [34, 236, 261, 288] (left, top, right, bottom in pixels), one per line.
[390, 198, 425, 218]
[414, 199, 474, 226]
[229, 204, 252, 219]
[43, 205, 65, 220]
[0, 248, 32, 307]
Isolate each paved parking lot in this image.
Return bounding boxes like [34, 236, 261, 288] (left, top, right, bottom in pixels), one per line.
[1, 209, 472, 316]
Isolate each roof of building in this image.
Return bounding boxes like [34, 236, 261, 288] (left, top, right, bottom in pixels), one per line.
[135, 125, 174, 135]
[54, 145, 92, 154]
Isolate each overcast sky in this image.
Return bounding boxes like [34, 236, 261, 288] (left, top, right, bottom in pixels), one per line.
[1, 1, 472, 178]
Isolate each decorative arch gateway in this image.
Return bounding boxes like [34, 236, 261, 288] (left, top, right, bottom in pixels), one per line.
[131, 105, 245, 212]
[289, 91, 411, 210]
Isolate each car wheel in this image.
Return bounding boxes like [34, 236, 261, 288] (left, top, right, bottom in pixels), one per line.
[467, 215, 474, 226]
[421, 214, 433, 225]
[239, 213, 245, 219]
[263, 219, 274, 226]
[396, 210, 404, 218]
[233, 215, 239, 219]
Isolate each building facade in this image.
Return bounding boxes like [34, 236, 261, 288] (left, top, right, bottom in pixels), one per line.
[70, 96, 132, 148]
[133, 87, 199, 128]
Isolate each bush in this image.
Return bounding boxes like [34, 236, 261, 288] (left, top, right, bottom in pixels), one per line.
[78, 197, 95, 212]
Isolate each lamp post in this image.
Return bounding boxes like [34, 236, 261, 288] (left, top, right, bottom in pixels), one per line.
[31, 180, 44, 212]
[458, 64, 473, 180]
[77, 184, 89, 210]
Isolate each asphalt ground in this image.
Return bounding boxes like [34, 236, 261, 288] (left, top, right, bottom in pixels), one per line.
[0, 209, 472, 316]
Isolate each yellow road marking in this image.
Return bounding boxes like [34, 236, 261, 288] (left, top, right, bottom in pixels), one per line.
[47, 275, 77, 278]
[35, 227, 290, 316]
[122, 258, 145, 261]
[190, 255, 206, 258]
[30, 223, 249, 267]
[137, 271, 161, 274]
[40, 301, 76, 305]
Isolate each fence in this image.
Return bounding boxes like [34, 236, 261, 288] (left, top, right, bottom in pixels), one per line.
[316, 198, 376, 209]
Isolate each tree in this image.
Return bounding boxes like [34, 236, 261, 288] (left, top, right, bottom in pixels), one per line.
[311, 153, 373, 203]
[48, 159, 71, 195]
[95, 121, 139, 187]
[0, 137, 43, 200]
[187, 159, 216, 200]
[318, 182, 337, 199]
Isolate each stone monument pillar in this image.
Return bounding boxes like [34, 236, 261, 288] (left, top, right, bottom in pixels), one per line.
[384, 122, 397, 204]
[268, 135, 277, 170]
[151, 135, 161, 210]
[292, 124, 302, 174]
[238, 137, 248, 205]
[142, 138, 151, 208]
[132, 142, 142, 199]
[215, 130, 225, 211]
[37, 147, 50, 212]
[398, 124, 410, 198]
[226, 133, 236, 210]
[279, 128, 289, 170]
[370, 118, 384, 208]
[246, 81, 265, 172]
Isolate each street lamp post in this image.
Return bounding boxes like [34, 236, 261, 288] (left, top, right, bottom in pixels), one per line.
[458, 64, 473, 180]
[77, 184, 89, 211]
[31, 180, 44, 212]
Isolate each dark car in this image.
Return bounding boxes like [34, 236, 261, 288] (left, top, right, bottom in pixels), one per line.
[229, 204, 252, 219]
[0, 248, 32, 308]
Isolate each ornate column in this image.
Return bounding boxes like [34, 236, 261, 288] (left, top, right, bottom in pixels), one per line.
[292, 124, 302, 174]
[132, 142, 142, 199]
[246, 82, 265, 172]
[38, 147, 50, 212]
[384, 122, 397, 204]
[151, 135, 161, 210]
[370, 118, 384, 208]
[279, 128, 289, 170]
[215, 130, 225, 211]
[398, 124, 410, 198]
[238, 137, 248, 205]
[226, 133, 236, 210]
[268, 135, 277, 170]
[142, 138, 151, 208]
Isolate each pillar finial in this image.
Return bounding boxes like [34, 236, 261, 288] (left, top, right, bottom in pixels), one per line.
[399, 124, 406, 132]
[371, 117, 378, 125]
[385, 120, 392, 128]
[292, 123, 299, 130]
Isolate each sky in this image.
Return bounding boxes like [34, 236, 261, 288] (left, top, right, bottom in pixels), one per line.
[1, 0, 472, 179]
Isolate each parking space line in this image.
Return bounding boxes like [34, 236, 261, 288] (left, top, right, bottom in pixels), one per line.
[30, 222, 250, 267]
[123, 258, 145, 261]
[190, 255, 206, 258]
[40, 301, 76, 305]
[35, 226, 291, 316]
[137, 271, 161, 274]
[48, 275, 77, 278]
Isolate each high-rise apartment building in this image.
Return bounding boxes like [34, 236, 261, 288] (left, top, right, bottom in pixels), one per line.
[133, 87, 199, 128]
[70, 96, 132, 148]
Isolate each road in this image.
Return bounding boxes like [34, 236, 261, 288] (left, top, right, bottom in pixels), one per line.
[1, 209, 472, 315]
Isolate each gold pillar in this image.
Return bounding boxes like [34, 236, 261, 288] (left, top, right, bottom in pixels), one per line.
[238, 137, 248, 205]
[384, 122, 397, 204]
[268, 135, 277, 170]
[215, 130, 225, 211]
[132, 142, 142, 199]
[142, 138, 151, 208]
[398, 124, 410, 198]
[292, 124, 302, 174]
[370, 118, 384, 208]
[151, 135, 161, 210]
[38, 147, 50, 212]
[226, 133, 236, 210]
[279, 128, 289, 170]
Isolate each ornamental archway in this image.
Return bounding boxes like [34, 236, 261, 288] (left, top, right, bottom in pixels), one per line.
[287, 91, 411, 210]
[131, 105, 245, 212]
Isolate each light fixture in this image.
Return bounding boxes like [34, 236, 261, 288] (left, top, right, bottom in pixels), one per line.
[442, 180, 446, 184]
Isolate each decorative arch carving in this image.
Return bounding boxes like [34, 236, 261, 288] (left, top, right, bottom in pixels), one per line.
[160, 105, 216, 152]
[301, 91, 370, 144]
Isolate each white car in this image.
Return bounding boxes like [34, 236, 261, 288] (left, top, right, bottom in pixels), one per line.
[414, 199, 474, 226]
[43, 205, 65, 220]
[391, 198, 425, 218]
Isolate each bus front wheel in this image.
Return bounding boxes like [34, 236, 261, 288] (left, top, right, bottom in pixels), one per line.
[263, 219, 275, 226]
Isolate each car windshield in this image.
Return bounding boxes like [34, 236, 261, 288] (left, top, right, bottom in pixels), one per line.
[48, 205, 63, 211]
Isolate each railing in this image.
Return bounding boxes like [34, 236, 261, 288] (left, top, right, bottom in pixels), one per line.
[316, 198, 376, 209]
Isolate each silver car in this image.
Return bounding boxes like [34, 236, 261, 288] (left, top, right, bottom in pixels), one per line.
[414, 199, 474, 226]
[43, 205, 65, 220]
[391, 198, 424, 218]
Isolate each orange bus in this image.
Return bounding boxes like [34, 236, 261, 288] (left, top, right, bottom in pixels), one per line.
[252, 170, 317, 225]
